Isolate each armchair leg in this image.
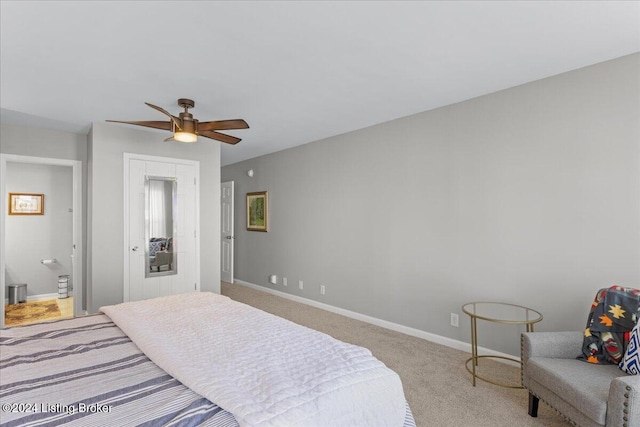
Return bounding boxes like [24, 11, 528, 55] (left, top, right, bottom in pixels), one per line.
[528, 393, 539, 417]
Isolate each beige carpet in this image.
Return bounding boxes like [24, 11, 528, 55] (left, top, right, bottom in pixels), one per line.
[221, 282, 571, 427]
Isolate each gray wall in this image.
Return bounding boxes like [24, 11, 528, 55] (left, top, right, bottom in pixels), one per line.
[5, 163, 72, 296]
[222, 53, 640, 356]
[88, 122, 221, 312]
[0, 125, 87, 161]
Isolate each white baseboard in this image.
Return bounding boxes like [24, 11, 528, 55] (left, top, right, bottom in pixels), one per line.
[28, 293, 60, 302]
[233, 279, 520, 366]
[5, 292, 61, 305]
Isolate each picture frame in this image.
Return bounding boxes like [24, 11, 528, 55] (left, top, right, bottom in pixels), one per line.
[8, 193, 44, 215]
[246, 191, 268, 232]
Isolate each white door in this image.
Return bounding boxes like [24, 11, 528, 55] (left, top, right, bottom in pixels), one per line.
[126, 156, 199, 302]
[221, 181, 234, 283]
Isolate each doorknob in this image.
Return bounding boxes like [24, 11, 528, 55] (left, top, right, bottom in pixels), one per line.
[132, 246, 139, 251]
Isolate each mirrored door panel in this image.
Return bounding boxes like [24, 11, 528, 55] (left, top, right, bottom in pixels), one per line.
[145, 176, 177, 278]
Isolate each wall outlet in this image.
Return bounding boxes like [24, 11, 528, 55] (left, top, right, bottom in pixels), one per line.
[283, 277, 287, 287]
[268, 274, 277, 285]
[450, 313, 459, 328]
[298, 280, 303, 290]
[320, 285, 325, 295]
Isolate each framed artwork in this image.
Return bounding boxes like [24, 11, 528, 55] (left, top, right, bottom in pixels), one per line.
[9, 193, 44, 215]
[246, 191, 268, 232]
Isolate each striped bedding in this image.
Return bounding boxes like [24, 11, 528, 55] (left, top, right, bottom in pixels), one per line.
[0, 315, 238, 426]
[0, 314, 416, 427]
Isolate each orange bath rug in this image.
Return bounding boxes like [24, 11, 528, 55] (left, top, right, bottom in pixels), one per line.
[5, 299, 62, 327]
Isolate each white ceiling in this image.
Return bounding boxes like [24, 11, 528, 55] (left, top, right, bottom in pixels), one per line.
[1, 1, 639, 166]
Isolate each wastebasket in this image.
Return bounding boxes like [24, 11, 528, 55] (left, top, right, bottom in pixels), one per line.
[8, 283, 27, 304]
[58, 275, 70, 299]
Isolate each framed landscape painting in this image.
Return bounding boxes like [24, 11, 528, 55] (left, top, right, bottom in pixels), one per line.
[9, 193, 44, 215]
[246, 191, 268, 232]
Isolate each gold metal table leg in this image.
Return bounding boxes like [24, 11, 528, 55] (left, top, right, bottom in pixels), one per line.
[471, 316, 477, 386]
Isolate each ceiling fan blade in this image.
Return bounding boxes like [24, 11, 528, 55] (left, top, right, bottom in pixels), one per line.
[144, 102, 181, 129]
[197, 119, 249, 131]
[199, 130, 242, 145]
[105, 120, 172, 131]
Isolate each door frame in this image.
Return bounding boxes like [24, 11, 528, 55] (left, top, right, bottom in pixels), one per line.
[221, 181, 234, 283]
[123, 153, 200, 302]
[0, 154, 83, 328]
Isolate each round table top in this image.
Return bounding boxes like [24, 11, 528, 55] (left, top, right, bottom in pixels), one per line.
[461, 301, 543, 324]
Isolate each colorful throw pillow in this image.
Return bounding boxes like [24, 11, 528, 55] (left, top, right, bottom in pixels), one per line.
[620, 320, 640, 374]
[578, 286, 640, 365]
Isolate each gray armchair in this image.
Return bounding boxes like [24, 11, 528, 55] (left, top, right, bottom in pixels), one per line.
[149, 251, 173, 272]
[522, 331, 639, 427]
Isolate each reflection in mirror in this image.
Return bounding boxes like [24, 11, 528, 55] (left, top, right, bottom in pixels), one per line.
[145, 176, 177, 278]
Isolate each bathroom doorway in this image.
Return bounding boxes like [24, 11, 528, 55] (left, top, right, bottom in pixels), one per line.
[0, 154, 83, 328]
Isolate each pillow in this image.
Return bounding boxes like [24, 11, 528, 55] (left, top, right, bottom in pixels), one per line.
[619, 320, 639, 374]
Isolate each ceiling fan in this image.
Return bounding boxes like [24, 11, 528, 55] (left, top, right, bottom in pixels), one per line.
[106, 98, 249, 144]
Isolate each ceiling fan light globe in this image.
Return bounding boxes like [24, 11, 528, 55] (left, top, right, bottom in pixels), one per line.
[174, 131, 198, 143]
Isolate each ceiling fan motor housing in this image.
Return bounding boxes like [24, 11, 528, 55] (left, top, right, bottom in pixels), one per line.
[177, 98, 197, 133]
[181, 117, 198, 134]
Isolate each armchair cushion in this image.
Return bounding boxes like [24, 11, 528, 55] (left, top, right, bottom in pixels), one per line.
[527, 357, 620, 425]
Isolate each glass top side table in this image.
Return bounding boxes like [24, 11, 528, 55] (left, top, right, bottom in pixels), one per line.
[462, 302, 543, 388]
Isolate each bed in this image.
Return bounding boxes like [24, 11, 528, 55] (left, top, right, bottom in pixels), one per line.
[1, 292, 415, 426]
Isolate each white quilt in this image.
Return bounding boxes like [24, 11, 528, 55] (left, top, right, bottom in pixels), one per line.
[100, 292, 406, 427]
